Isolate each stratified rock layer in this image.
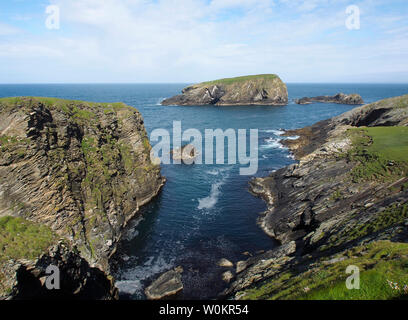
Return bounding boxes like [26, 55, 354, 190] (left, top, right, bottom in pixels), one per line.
[161, 74, 288, 106]
[0, 97, 165, 299]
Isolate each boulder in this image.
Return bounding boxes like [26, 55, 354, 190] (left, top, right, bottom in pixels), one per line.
[222, 271, 234, 283]
[145, 267, 184, 300]
[217, 258, 234, 268]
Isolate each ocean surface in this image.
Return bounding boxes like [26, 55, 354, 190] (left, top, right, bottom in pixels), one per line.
[1, 83, 407, 299]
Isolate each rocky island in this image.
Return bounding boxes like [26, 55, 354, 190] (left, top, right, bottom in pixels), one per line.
[295, 93, 364, 105]
[161, 74, 288, 106]
[0, 97, 165, 299]
[224, 94, 408, 300]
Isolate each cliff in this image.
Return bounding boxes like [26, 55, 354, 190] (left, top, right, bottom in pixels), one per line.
[161, 74, 288, 106]
[224, 94, 408, 300]
[295, 93, 364, 105]
[0, 97, 165, 299]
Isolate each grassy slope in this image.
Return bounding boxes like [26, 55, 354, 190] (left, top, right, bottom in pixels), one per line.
[200, 74, 278, 86]
[0, 216, 58, 295]
[0, 216, 57, 262]
[366, 127, 408, 162]
[241, 241, 408, 300]
[347, 126, 408, 183]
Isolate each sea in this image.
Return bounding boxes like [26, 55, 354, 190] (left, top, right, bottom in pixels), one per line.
[1, 83, 407, 299]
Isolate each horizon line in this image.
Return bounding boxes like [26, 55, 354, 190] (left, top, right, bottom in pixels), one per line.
[0, 82, 408, 85]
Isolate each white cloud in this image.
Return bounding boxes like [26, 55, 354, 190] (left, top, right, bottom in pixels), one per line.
[0, 0, 407, 82]
[0, 22, 21, 36]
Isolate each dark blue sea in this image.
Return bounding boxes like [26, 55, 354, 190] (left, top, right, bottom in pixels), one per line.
[1, 83, 407, 299]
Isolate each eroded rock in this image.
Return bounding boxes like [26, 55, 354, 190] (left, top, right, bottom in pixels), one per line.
[145, 267, 184, 300]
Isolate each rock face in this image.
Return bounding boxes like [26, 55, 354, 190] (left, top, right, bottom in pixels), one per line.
[0, 97, 165, 299]
[295, 93, 364, 105]
[145, 267, 184, 300]
[2, 242, 118, 300]
[224, 94, 408, 299]
[161, 74, 288, 106]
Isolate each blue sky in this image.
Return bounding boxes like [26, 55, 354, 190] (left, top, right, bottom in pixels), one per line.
[0, 0, 407, 83]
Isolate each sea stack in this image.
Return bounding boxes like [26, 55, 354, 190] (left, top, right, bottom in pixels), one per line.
[161, 74, 288, 106]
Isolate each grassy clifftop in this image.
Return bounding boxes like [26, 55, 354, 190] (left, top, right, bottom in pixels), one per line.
[200, 74, 279, 86]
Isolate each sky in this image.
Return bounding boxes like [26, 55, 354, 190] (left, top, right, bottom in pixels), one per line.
[0, 0, 407, 83]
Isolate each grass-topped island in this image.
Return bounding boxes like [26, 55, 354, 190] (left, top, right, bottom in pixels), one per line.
[161, 74, 288, 106]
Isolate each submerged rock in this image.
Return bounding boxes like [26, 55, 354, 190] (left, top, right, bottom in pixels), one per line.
[145, 267, 184, 300]
[161, 74, 288, 106]
[295, 93, 364, 105]
[217, 258, 234, 268]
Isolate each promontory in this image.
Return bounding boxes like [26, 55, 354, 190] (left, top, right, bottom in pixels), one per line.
[0, 97, 165, 299]
[223, 94, 408, 300]
[161, 74, 288, 106]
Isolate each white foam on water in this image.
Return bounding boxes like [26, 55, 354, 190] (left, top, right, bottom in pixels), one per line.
[284, 135, 300, 140]
[260, 137, 285, 150]
[197, 167, 232, 211]
[263, 129, 285, 135]
[197, 181, 223, 210]
[115, 280, 142, 295]
[116, 252, 176, 297]
[206, 169, 219, 176]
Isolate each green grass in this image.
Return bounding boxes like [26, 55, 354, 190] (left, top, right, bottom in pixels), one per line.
[200, 74, 278, 86]
[240, 241, 408, 300]
[0, 216, 57, 262]
[347, 127, 408, 183]
[364, 127, 408, 162]
[0, 135, 30, 158]
[326, 202, 408, 250]
[0, 97, 131, 124]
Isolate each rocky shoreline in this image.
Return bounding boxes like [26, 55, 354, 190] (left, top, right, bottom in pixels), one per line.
[295, 93, 364, 105]
[0, 97, 165, 299]
[223, 94, 408, 299]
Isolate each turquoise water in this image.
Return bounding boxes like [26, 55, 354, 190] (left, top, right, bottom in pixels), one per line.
[0, 83, 407, 299]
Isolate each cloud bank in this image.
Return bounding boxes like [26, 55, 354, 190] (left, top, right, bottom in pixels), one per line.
[0, 0, 407, 83]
